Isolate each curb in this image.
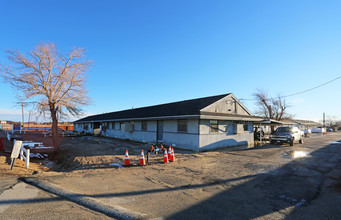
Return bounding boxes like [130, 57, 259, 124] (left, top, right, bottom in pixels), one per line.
[20, 177, 147, 220]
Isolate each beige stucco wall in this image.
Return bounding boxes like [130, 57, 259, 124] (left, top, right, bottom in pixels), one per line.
[201, 94, 251, 116]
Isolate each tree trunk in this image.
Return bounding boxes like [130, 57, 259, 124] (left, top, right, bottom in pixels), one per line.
[50, 104, 59, 150]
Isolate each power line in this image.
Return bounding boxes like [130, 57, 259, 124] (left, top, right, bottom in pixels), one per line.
[241, 75, 341, 101]
[283, 75, 341, 98]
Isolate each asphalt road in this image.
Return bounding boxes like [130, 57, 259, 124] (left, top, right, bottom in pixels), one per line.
[0, 177, 113, 219]
[1, 133, 341, 219]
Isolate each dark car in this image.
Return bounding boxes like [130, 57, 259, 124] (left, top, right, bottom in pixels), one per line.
[270, 126, 304, 146]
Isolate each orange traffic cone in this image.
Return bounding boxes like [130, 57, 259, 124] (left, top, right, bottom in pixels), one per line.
[170, 147, 175, 162]
[168, 146, 172, 159]
[163, 149, 168, 163]
[140, 149, 146, 166]
[124, 150, 131, 166]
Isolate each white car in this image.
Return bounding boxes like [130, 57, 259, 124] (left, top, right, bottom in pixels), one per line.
[270, 126, 304, 146]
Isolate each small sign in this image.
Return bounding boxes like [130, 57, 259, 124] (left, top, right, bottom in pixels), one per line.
[13, 123, 21, 131]
[11, 140, 22, 159]
[10, 140, 22, 170]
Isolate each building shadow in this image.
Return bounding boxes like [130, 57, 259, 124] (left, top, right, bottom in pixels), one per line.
[165, 140, 341, 219]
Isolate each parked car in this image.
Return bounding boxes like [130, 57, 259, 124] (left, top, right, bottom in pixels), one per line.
[326, 128, 333, 132]
[302, 128, 311, 137]
[270, 126, 304, 146]
[311, 127, 326, 133]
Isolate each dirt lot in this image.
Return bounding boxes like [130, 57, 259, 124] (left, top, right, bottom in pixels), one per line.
[0, 131, 51, 177]
[1, 131, 341, 219]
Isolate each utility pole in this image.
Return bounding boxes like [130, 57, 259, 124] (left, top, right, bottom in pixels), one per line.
[17, 101, 36, 132]
[323, 112, 325, 128]
[28, 111, 31, 127]
[21, 102, 24, 128]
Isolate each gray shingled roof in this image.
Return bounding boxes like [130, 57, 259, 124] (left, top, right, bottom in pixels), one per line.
[74, 94, 230, 123]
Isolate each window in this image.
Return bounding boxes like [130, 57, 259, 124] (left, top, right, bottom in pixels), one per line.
[120, 122, 124, 130]
[108, 122, 115, 129]
[142, 121, 148, 131]
[210, 120, 219, 133]
[243, 122, 249, 131]
[177, 119, 188, 133]
[129, 121, 134, 131]
[101, 122, 107, 131]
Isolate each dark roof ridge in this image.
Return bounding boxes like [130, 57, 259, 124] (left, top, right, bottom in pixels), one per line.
[111, 93, 230, 113]
[74, 93, 231, 123]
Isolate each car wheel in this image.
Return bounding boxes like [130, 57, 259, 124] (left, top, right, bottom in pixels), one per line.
[299, 138, 304, 144]
[270, 140, 275, 144]
[290, 138, 294, 146]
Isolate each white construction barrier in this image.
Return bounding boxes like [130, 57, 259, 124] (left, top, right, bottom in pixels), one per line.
[19, 145, 30, 169]
[10, 140, 30, 169]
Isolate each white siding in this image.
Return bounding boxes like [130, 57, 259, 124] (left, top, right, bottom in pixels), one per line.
[74, 118, 253, 152]
[199, 119, 253, 151]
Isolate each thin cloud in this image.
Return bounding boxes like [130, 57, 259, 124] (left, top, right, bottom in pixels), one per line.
[289, 99, 305, 104]
[0, 108, 21, 115]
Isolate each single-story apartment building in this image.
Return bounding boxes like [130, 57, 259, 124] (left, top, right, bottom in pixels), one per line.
[74, 93, 262, 151]
[282, 119, 322, 130]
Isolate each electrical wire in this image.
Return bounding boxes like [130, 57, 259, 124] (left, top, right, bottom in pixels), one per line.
[283, 75, 341, 98]
[241, 75, 341, 101]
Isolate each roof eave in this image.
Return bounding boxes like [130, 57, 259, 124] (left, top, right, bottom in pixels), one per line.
[199, 111, 262, 121]
[74, 115, 201, 123]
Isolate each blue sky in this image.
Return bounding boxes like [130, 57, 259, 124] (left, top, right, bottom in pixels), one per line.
[0, 0, 340, 123]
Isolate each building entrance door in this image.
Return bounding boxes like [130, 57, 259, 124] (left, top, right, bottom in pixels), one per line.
[156, 120, 163, 142]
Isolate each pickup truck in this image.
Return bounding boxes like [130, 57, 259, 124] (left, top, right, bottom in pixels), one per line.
[270, 126, 304, 146]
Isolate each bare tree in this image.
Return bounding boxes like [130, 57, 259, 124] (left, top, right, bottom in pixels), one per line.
[253, 89, 291, 121]
[0, 42, 92, 149]
[325, 115, 340, 130]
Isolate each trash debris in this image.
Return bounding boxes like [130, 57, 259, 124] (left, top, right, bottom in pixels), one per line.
[33, 146, 54, 149]
[30, 153, 45, 158]
[44, 161, 55, 168]
[295, 199, 306, 207]
[111, 163, 123, 168]
[279, 194, 297, 203]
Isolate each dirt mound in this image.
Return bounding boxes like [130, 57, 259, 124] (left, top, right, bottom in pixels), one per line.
[55, 154, 125, 171]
